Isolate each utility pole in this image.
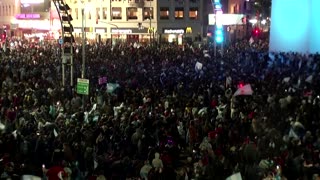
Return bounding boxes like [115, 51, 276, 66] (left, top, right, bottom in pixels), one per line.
[81, 8, 85, 79]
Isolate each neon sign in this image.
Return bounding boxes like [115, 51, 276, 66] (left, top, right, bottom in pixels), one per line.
[164, 29, 185, 34]
[111, 29, 132, 34]
[16, 14, 41, 19]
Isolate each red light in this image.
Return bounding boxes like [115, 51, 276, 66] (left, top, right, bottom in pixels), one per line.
[255, 30, 258, 33]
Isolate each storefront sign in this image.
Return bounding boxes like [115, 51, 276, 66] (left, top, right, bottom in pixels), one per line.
[163, 29, 185, 34]
[111, 28, 148, 34]
[16, 14, 41, 19]
[74, 28, 82, 33]
[95, 28, 107, 33]
[111, 29, 132, 34]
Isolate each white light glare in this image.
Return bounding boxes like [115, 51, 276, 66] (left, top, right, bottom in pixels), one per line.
[249, 19, 258, 24]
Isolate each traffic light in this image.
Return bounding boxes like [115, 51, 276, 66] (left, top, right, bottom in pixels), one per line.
[213, 0, 224, 44]
[252, 27, 260, 36]
[215, 12, 224, 43]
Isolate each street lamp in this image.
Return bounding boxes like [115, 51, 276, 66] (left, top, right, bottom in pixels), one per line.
[81, 3, 86, 79]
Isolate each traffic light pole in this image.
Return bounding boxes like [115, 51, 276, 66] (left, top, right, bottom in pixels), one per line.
[53, 0, 65, 87]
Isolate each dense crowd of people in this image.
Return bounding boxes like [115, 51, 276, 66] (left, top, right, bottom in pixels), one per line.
[0, 38, 320, 180]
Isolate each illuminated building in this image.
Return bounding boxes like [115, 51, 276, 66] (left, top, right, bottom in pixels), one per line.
[0, 0, 207, 44]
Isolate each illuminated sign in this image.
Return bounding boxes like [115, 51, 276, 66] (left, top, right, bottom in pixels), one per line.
[111, 28, 148, 34]
[208, 14, 245, 25]
[111, 29, 132, 34]
[95, 28, 107, 33]
[16, 14, 41, 19]
[163, 29, 185, 34]
[21, 0, 44, 4]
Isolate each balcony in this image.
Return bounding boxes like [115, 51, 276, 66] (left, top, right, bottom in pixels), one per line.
[129, 0, 145, 8]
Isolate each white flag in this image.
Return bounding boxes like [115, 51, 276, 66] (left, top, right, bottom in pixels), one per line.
[233, 84, 253, 96]
[204, 53, 211, 58]
[195, 62, 203, 72]
[53, 129, 58, 137]
[305, 75, 313, 83]
[283, 77, 290, 83]
[226, 172, 242, 180]
[94, 160, 98, 169]
[22, 175, 42, 180]
[249, 37, 254, 45]
[0, 122, 5, 130]
[12, 130, 17, 139]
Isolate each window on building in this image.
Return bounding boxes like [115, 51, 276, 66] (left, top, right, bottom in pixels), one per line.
[8, 5, 11, 16]
[189, 7, 198, 19]
[143, 7, 153, 20]
[103, 7, 107, 19]
[75, 8, 78, 19]
[127, 7, 137, 20]
[160, 7, 169, 20]
[175, 7, 184, 19]
[96, 8, 100, 20]
[112, 7, 122, 19]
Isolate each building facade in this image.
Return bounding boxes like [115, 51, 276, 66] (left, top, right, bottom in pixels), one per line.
[157, 0, 204, 45]
[0, 0, 61, 41]
[0, 0, 208, 44]
[0, 0, 19, 40]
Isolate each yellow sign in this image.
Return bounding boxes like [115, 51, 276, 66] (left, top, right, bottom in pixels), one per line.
[186, 27, 192, 34]
[148, 27, 155, 33]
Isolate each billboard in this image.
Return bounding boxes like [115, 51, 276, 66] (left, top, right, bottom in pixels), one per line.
[208, 14, 245, 25]
[269, 0, 320, 54]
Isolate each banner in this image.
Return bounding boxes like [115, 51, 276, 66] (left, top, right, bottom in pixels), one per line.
[98, 77, 107, 85]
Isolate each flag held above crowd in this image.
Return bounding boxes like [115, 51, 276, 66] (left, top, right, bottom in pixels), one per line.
[233, 84, 253, 96]
[106, 83, 119, 93]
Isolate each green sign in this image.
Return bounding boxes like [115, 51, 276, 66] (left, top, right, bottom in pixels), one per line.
[77, 78, 89, 95]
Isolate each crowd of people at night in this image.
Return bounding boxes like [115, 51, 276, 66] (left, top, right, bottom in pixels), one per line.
[0, 38, 320, 180]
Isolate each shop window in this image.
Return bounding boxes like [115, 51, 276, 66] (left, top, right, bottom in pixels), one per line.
[127, 7, 137, 20]
[103, 7, 107, 19]
[112, 7, 122, 20]
[96, 8, 100, 20]
[143, 7, 153, 20]
[175, 7, 184, 19]
[160, 7, 169, 20]
[189, 7, 198, 20]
